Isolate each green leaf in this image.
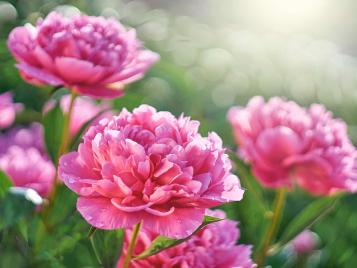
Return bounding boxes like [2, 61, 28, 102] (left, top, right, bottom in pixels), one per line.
[51, 88, 69, 101]
[0, 188, 37, 230]
[43, 101, 64, 164]
[45, 184, 77, 227]
[69, 109, 111, 151]
[273, 195, 340, 252]
[112, 90, 145, 111]
[89, 228, 124, 268]
[0, 170, 13, 198]
[229, 151, 268, 213]
[16, 219, 29, 242]
[134, 215, 222, 260]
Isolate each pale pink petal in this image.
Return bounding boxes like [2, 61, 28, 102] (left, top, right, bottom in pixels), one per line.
[77, 197, 141, 229]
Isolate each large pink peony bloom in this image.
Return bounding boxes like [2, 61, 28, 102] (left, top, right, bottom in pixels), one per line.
[117, 209, 256, 268]
[0, 92, 23, 129]
[45, 95, 113, 137]
[7, 12, 159, 99]
[59, 105, 244, 238]
[228, 96, 357, 195]
[0, 123, 55, 197]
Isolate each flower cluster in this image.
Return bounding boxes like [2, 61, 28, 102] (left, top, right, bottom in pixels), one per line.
[117, 209, 256, 268]
[59, 105, 244, 238]
[228, 96, 357, 195]
[0, 123, 55, 197]
[7, 12, 159, 99]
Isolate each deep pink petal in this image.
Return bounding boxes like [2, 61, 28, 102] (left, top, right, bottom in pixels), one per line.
[55, 57, 103, 83]
[72, 84, 124, 99]
[16, 63, 64, 86]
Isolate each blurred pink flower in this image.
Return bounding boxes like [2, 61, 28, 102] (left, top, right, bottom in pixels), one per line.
[0, 123, 55, 197]
[7, 12, 159, 99]
[117, 209, 256, 268]
[0, 123, 44, 154]
[0, 92, 23, 129]
[228, 96, 357, 195]
[45, 95, 113, 137]
[59, 105, 244, 238]
[291, 230, 319, 254]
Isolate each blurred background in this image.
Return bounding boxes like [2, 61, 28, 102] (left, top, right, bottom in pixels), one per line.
[1, 0, 357, 267]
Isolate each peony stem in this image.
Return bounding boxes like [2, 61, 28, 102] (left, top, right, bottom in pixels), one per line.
[42, 91, 77, 230]
[256, 188, 287, 267]
[50, 90, 77, 198]
[58, 90, 77, 160]
[229, 151, 268, 213]
[90, 234, 102, 266]
[123, 221, 142, 268]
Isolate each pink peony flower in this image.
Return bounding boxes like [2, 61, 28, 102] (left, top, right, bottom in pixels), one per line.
[0, 92, 23, 129]
[228, 96, 357, 195]
[0, 123, 55, 197]
[291, 230, 319, 254]
[7, 12, 159, 99]
[117, 209, 256, 268]
[59, 105, 244, 238]
[45, 95, 113, 137]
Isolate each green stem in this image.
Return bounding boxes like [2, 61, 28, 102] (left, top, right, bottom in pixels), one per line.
[58, 90, 77, 160]
[42, 91, 77, 230]
[256, 188, 287, 267]
[230, 151, 269, 213]
[90, 235, 102, 266]
[123, 221, 142, 268]
[51, 90, 77, 195]
[87, 226, 97, 239]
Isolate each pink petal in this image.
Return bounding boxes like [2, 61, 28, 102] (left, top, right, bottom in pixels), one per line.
[16, 63, 64, 86]
[221, 174, 245, 201]
[292, 155, 335, 195]
[103, 50, 159, 84]
[77, 197, 141, 229]
[72, 84, 124, 99]
[111, 198, 152, 212]
[55, 57, 100, 83]
[143, 207, 205, 239]
[144, 206, 175, 217]
[33, 46, 55, 72]
[58, 152, 99, 194]
[256, 126, 302, 164]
